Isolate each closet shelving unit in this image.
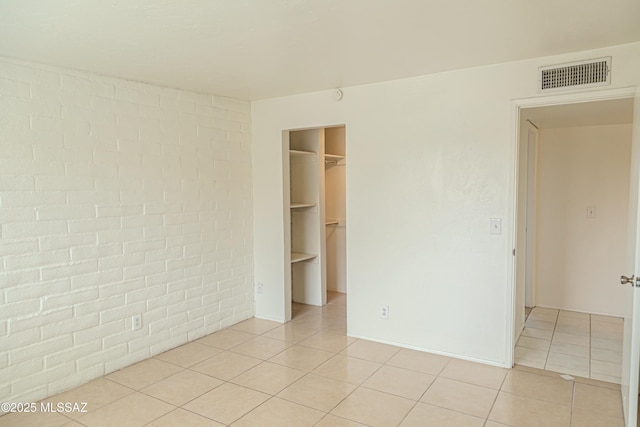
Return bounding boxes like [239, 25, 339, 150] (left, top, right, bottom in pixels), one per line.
[323, 127, 347, 294]
[285, 130, 326, 307]
[324, 152, 343, 228]
[284, 126, 346, 314]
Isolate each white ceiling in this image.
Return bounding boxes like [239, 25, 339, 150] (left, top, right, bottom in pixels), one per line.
[522, 98, 634, 129]
[1, 0, 639, 100]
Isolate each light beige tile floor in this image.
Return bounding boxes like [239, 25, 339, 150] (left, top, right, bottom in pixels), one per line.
[0, 293, 625, 426]
[516, 306, 623, 383]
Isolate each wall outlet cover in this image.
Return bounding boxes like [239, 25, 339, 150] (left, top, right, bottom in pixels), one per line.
[380, 304, 389, 320]
[132, 314, 142, 331]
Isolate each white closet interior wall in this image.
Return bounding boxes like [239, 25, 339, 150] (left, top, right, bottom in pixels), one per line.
[325, 127, 347, 293]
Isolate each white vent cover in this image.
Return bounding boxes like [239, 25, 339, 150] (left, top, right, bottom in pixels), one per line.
[538, 57, 611, 93]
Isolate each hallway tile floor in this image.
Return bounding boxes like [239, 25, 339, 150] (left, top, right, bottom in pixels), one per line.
[0, 294, 624, 426]
[515, 306, 623, 383]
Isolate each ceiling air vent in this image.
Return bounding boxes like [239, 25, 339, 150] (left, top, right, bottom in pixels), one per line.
[538, 57, 611, 93]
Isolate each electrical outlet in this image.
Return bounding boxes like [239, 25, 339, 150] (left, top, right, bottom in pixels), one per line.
[131, 314, 142, 331]
[380, 304, 389, 320]
[257, 282, 263, 294]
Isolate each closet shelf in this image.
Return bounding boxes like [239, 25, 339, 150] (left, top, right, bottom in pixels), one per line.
[290, 149, 316, 157]
[325, 153, 344, 161]
[324, 153, 345, 165]
[291, 252, 317, 263]
[291, 203, 316, 209]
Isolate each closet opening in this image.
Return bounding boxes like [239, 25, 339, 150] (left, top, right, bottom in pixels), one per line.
[283, 125, 347, 321]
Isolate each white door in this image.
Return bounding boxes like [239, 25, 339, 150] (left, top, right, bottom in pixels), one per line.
[621, 88, 640, 426]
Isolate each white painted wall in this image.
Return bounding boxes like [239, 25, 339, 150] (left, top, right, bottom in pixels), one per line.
[535, 124, 631, 316]
[0, 57, 254, 403]
[325, 127, 347, 293]
[252, 42, 640, 366]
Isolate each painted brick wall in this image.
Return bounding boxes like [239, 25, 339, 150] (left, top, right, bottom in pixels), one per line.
[0, 57, 254, 403]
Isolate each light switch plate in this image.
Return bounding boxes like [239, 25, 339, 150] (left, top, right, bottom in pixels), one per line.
[490, 218, 502, 235]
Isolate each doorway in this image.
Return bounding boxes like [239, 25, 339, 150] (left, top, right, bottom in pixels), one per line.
[512, 96, 634, 383]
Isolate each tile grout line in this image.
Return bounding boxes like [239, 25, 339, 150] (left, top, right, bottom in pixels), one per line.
[543, 309, 560, 371]
[205, 308, 346, 425]
[527, 309, 616, 380]
[27, 299, 627, 426]
[256, 314, 360, 421]
[162, 319, 327, 424]
[569, 380, 577, 427]
[275, 333, 376, 425]
[482, 367, 511, 426]
[394, 359, 453, 426]
[588, 313, 592, 380]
